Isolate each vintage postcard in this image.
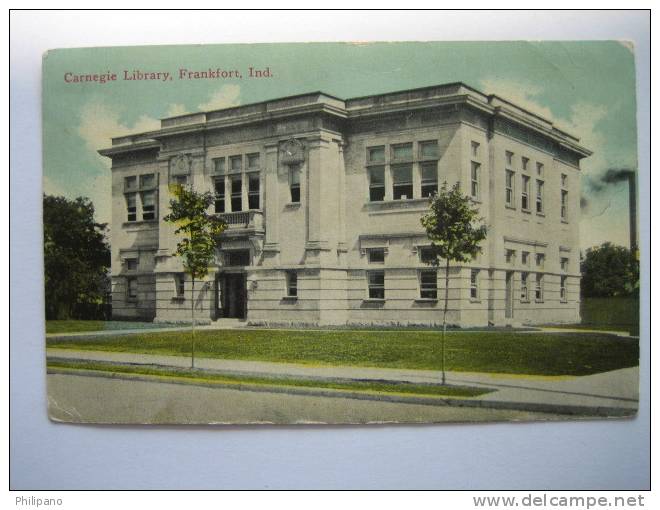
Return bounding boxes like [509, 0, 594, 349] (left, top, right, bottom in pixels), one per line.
[43, 42, 640, 424]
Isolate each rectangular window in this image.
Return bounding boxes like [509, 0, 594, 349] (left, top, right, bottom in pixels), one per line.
[471, 161, 480, 199]
[247, 153, 260, 170]
[139, 173, 156, 189]
[126, 277, 138, 300]
[521, 251, 529, 266]
[125, 193, 137, 222]
[420, 270, 438, 300]
[171, 175, 188, 186]
[124, 176, 137, 191]
[392, 164, 413, 200]
[506, 249, 516, 264]
[471, 141, 480, 158]
[226, 250, 251, 267]
[368, 166, 385, 202]
[536, 180, 544, 213]
[289, 164, 301, 203]
[520, 272, 529, 302]
[419, 246, 436, 265]
[506, 151, 514, 166]
[419, 141, 439, 160]
[248, 173, 260, 210]
[286, 271, 298, 298]
[230, 155, 242, 172]
[521, 175, 530, 210]
[536, 253, 545, 268]
[367, 271, 385, 300]
[561, 257, 569, 272]
[214, 157, 225, 175]
[391, 143, 413, 162]
[421, 162, 438, 197]
[470, 269, 479, 300]
[561, 173, 568, 188]
[522, 157, 529, 171]
[230, 175, 242, 211]
[141, 190, 156, 220]
[175, 274, 185, 298]
[367, 146, 385, 164]
[561, 190, 568, 221]
[367, 248, 385, 264]
[560, 276, 567, 302]
[535, 274, 544, 302]
[536, 162, 544, 176]
[505, 170, 515, 207]
[125, 258, 138, 271]
[214, 178, 225, 213]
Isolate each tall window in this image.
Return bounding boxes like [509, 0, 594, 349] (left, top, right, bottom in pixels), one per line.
[560, 276, 567, 302]
[419, 270, 437, 299]
[141, 190, 156, 220]
[561, 173, 568, 187]
[248, 173, 260, 209]
[471, 141, 480, 158]
[506, 249, 516, 264]
[520, 272, 529, 302]
[536, 162, 544, 177]
[230, 175, 242, 211]
[536, 179, 544, 213]
[289, 164, 301, 203]
[367, 271, 385, 299]
[521, 175, 530, 211]
[125, 193, 137, 222]
[505, 170, 515, 207]
[175, 274, 185, 298]
[421, 162, 438, 197]
[470, 269, 479, 300]
[536, 253, 545, 269]
[506, 151, 514, 166]
[471, 161, 480, 199]
[214, 178, 225, 213]
[561, 189, 568, 221]
[561, 257, 569, 272]
[286, 271, 298, 297]
[126, 277, 138, 300]
[521, 251, 529, 266]
[392, 165, 413, 200]
[368, 166, 385, 202]
[522, 157, 529, 171]
[535, 274, 543, 302]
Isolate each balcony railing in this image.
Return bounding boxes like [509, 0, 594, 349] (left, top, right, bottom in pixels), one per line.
[216, 210, 264, 232]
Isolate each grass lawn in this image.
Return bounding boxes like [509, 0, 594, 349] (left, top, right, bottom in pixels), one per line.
[46, 320, 178, 335]
[47, 359, 491, 398]
[47, 328, 639, 376]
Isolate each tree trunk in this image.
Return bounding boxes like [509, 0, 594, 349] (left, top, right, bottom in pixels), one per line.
[191, 277, 195, 369]
[441, 258, 450, 385]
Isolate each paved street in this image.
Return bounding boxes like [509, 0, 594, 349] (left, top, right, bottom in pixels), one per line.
[47, 373, 560, 425]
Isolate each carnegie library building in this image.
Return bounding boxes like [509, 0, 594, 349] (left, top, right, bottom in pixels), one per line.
[99, 83, 591, 327]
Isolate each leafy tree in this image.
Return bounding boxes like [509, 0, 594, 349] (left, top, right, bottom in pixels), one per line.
[43, 195, 110, 320]
[163, 185, 226, 368]
[420, 183, 488, 384]
[581, 242, 639, 298]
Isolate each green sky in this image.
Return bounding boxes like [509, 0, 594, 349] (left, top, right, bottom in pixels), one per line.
[42, 41, 638, 250]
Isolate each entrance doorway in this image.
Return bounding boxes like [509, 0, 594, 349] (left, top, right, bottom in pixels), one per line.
[505, 271, 514, 319]
[217, 272, 247, 319]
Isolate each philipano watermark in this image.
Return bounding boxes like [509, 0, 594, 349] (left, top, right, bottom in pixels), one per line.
[473, 493, 645, 509]
[15, 496, 63, 507]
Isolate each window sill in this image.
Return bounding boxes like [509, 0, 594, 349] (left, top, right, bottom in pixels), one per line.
[282, 296, 298, 301]
[171, 297, 185, 303]
[363, 298, 385, 303]
[123, 220, 158, 228]
[470, 299, 481, 303]
[535, 300, 544, 304]
[521, 208, 532, 214]
[520, 300, 530, 304]
[284, 202, 301, 208]
[505, 205, 516, 210]
[415, 298, 438, 303]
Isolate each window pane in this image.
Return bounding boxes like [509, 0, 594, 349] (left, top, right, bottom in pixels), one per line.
[247, 153, 260, 169]
[141, 191, 156, 220]
[391, 143, 413, 161]
[368, 248, 385, 263]
[125, 176, 137, 191]
[140, 174, 155, 188]
[214, 158, 225, 174]
[368, 271, 385, 299]
[287, 271, 298, 297]
[393, 165, 413, 200]
[420, 141, 438, 159]
[230, 156, 242, 171]
[231, 177, 242, 194]
[368, 146, 385, 163]
[369, 166, 384, 185]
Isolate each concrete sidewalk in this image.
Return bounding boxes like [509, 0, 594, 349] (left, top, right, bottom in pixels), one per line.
[46, 348, 639, 416]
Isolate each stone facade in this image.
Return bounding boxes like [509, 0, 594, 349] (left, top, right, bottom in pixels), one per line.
[99, 83, 590, 327]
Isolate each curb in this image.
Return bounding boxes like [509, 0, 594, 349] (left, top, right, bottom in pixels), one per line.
[47, 360, 638, 418]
